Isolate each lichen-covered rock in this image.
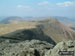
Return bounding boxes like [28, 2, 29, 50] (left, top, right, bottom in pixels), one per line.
[45, 40, 75, 56]
[0, 39, 75, 56]
[0, 40, 53, 56]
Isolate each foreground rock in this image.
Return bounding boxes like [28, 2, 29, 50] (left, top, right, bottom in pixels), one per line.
[0, 40, 75, 56]
[45, 40, 75, 56]
[0, 40, 53, 56]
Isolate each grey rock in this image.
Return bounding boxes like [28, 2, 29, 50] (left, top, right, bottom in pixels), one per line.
[0, 40, 53, 56]
[45, 40, 75, 56]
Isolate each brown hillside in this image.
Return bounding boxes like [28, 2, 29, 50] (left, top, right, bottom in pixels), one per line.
[37, 18, 74, 43]
[0, 18, 74, 44]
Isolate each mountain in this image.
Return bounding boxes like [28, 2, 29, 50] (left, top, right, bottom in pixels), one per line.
[0, 17, 75, 56]
[0, 18, 75, 45]
[0, 16, 44, 24]
[0, 16, 24, 24]
[37, 18, 74, 43]
[1, 16, 75, 25]
[54, 16, 75, 26]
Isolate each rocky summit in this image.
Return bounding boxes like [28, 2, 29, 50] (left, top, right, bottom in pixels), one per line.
[0, 39, 75, 56]
[0, 40, 53, 56]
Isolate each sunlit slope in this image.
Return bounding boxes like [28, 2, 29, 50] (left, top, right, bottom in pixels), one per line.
[37, 18, 74, 43]
[0, 22, 39, 35]
[0, 18, 74, 43]
[71, 30, 75, 40]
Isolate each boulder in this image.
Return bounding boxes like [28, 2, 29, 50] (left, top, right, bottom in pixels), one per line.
[45, 40, 75, 56]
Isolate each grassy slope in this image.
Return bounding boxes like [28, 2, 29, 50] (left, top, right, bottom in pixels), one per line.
[0, 21, 39, 35]
[0, 18, 74, 44]
[38, 18, 74, 43]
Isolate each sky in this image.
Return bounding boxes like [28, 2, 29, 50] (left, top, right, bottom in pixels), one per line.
[0, 0, 75, 18]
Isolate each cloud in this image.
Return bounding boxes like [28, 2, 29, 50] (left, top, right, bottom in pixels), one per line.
[38, 1, 49, 5]
[17, 5, 23, 8]
[56, 1, 74, 7]
[17, 5, 30, 9]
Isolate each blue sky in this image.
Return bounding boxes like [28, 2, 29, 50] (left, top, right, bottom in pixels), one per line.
[0, 0, 75, 18]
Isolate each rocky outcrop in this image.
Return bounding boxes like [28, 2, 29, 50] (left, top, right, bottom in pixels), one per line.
[0, 40, 53, 56]
[45, 40, 75, 56]
[0, 39, 75, 56]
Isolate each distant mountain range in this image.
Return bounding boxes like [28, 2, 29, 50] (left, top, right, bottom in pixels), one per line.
[0, 16, 75, 25]
[0, 16, 25, 24]
[0, 16, 75, 31]
[54, 16, 75, 26]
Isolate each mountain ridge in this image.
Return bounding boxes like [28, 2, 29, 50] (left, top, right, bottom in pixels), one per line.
[0, 18, 75, 44]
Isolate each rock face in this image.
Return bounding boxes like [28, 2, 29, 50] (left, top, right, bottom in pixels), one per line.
[0, 40, 53, 56]
[45, 40, 75, 56]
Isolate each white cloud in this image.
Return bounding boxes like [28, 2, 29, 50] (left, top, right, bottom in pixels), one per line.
[17, 5, 23, 8]
[56, 1, 74, 7]
[17, 5, 30, 9]
[38, 1, 49, 5]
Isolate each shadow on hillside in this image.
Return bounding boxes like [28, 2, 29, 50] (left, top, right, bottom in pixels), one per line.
[0, 28, 56, 45]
